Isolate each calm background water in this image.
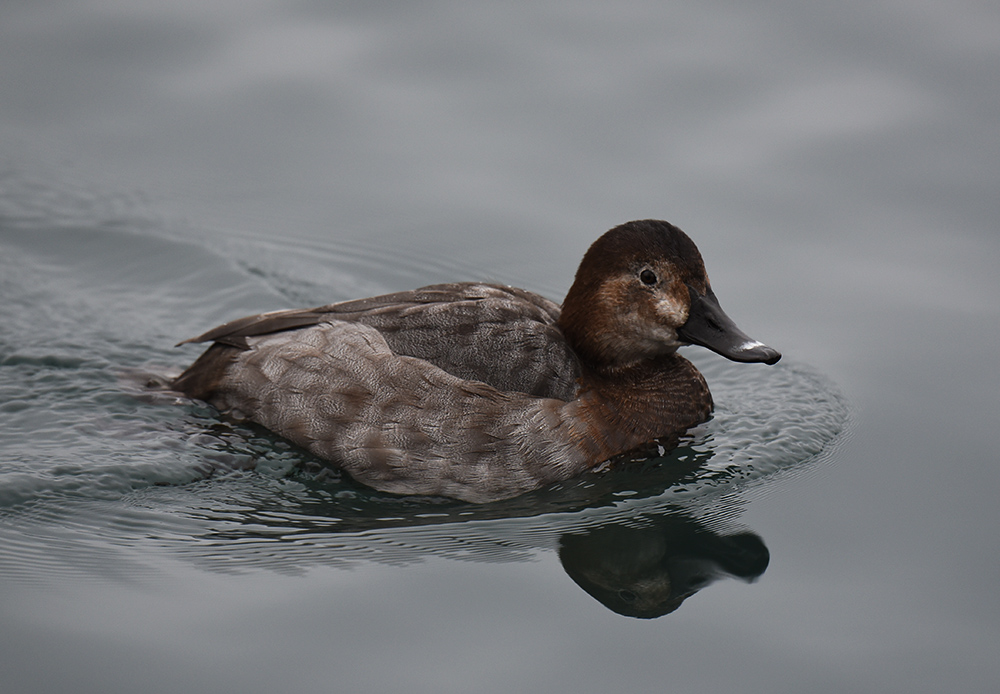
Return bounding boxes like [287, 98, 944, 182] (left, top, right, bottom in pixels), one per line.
[1, 1, 998, 692]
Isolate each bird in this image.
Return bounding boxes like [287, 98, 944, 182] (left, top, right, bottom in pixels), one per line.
[173, 219, 780, 503]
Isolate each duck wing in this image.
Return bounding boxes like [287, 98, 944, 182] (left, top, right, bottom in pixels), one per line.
[177, 283, 581, 400]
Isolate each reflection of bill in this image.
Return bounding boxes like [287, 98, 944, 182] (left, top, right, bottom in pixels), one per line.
[558, 513, 769, 619]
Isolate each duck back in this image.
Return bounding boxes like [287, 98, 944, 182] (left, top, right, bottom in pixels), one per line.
[175, 283, 581, 402]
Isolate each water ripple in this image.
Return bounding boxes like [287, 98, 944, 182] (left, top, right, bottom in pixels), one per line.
[0, 174, 848, 583]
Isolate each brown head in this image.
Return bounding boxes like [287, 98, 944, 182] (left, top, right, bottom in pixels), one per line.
[558, 220, 780, 373]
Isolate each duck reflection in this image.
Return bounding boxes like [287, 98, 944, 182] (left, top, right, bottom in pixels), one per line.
[122, 398, 774, 616]
[558, 513, 768, 618]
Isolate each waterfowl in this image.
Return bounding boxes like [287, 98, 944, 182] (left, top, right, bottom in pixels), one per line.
[173, 220, 780, 502]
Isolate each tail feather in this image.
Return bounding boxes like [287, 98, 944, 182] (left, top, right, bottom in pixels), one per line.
[172, 343, 241, 402]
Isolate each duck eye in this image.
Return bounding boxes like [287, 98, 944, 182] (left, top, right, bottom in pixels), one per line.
[639, 269, 658, 286]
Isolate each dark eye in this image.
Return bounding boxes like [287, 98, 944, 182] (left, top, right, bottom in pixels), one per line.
[639, 269, 657, 286]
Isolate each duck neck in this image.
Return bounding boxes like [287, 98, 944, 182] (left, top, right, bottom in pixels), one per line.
[568, 353, 714, 463]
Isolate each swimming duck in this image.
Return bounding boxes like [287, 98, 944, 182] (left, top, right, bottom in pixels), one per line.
[173, 220, 780, 503]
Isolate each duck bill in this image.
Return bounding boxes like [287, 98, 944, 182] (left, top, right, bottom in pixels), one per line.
[677, 285, 781, 365]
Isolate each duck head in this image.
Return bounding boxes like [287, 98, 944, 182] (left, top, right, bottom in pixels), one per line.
[559, 220, 781, 371]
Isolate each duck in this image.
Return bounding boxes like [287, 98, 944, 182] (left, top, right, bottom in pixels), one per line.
[173, 219, 780, 503]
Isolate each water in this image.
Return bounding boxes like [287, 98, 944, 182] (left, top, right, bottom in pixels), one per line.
[2, 2, 999, 693]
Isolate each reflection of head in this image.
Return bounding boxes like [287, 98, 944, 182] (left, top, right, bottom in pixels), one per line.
[558, 516, 769, 619]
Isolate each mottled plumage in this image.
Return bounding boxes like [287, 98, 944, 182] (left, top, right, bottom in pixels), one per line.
[174, 220, 780, 502]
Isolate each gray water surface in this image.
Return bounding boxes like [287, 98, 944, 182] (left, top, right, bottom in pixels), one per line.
[2, 2, 999, 693]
